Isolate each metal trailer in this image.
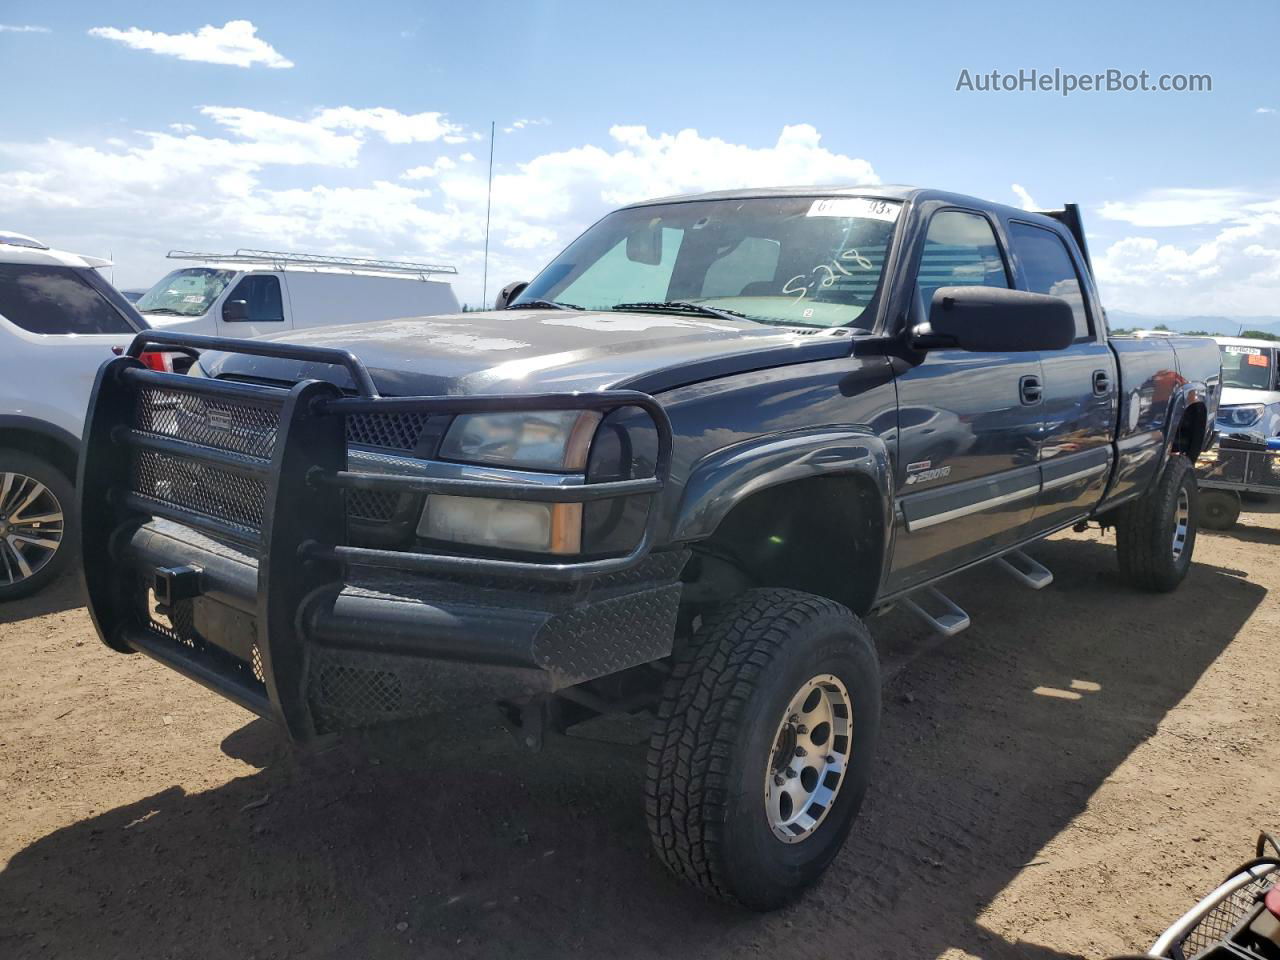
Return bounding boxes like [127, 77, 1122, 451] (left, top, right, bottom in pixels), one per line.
[1195, 437, 1280, 530]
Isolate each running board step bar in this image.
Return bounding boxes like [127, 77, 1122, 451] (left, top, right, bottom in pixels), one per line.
[995, 549, 1054, 590]
[902, 586, 971, 638]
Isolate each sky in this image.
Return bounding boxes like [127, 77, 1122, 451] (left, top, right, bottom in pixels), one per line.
[2, 0, 1278, 315]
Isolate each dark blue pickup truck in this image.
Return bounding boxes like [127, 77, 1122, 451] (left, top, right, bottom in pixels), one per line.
[79, 185, 1219, 910]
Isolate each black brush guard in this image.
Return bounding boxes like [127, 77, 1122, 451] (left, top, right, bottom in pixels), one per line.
[80, 331, 680, 740]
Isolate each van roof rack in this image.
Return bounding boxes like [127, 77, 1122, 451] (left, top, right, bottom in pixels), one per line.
[167, 248, 457, 278]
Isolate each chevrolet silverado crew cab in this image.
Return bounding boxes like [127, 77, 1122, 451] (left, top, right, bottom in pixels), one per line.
[79, 186, 1219, 910]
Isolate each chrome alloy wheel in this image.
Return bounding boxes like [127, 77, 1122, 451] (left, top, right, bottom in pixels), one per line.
[1171, 486, 1191, 560]
[0, 472, 65, 586]
[764, 674, 852, 843]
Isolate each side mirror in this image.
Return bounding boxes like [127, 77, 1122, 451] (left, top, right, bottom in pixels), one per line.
[494, 281, 528, 310]
[916, 286, 1075, 353]
[222, 298, 249, 322]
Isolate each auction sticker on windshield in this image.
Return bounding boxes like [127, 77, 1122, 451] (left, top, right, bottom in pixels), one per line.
[1224, 345, 1262, 355]
[807, 197, 900, 221]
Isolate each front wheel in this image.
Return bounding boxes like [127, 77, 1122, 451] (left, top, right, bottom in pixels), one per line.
[1115, 453, 1197, 592]
[0, 450, 77, 602]
[645, 588, 881, 910]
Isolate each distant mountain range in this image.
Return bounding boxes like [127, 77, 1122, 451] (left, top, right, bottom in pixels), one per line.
[1106, 311, 1280, 337]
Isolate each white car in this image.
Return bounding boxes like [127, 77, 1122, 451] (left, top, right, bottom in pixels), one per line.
[1214, 336, 1280, 440]
[0, 231, 156, 600]
[134, 249, 460, 338]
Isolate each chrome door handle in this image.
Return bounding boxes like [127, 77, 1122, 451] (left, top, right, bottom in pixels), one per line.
[1020, 375, 1043, 405]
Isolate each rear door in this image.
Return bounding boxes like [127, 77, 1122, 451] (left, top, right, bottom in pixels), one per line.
[215, 272, 291, 338]
[1007, 221, 1117, 533]
[0, 263, 140, 440]
[886, 208, 1045, 592]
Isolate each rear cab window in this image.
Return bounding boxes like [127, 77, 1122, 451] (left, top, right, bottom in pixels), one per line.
[0, 263, 136, 335]
[1008, 222, 1094, 341]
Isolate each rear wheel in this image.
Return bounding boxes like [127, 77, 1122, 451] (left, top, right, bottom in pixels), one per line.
[645, 588, 881, 910]
[0, 451, 76, 602]
[1115, 453, 1197, 592]
[1199, 489, 1241, 531]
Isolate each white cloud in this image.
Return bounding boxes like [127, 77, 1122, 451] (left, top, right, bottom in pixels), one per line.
[1098, 188, 1257, 227]
[503, 117, 550, 134]
[1257, 107, 1276, 114]
[88, 19, 293, 69]
[1093, 189, 1280, 314]
[0, 118, 878, 305]
[168, 122, 196, 134]
[401, 157, 457, 180]
[0, 24, 50, 33]
[313, 107, 466, 144]
[1011, 183, 1038, 210]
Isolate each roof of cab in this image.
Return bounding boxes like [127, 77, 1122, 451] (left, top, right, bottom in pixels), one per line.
[0, 233, 112, 270]
[621, 184, 1065, 230]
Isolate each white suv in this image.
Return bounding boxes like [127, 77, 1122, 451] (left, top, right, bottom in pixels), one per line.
[0, 232, 150, 600]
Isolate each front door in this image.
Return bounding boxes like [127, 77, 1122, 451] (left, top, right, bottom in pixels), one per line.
[215, 272, 290, 338]
[885, 208, 1044, 594]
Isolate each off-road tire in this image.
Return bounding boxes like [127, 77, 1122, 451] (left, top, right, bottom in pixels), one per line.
[645, 588, 880, 910]
[0, 450, 77, 602]
[1198, 488, 1241, 531]
[1115, 453, 1197, 592]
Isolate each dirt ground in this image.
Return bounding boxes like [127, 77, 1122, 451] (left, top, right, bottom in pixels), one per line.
[2, 510, 1279, 960]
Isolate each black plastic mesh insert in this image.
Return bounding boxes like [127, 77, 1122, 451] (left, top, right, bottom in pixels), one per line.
[136, 387, 280, 459]
[345, 488, 401, 522]
[131, 448, 266, 532]
[346, 412, 428, 452]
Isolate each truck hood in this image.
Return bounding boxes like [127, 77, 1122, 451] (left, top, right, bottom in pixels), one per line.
[1219, 387, 1280, 409]
[197, 309, 857, 396]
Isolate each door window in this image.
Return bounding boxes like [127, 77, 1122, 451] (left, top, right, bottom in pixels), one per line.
[224, 275, 284, 322]
[1008, 222, 1093, 340]
[0, 264, 134, 334]
[917, 211, 1010, 307]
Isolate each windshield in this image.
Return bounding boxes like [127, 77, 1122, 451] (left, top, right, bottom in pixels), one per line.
[135, 267, 236, 317]
[1219, 343, 1276, 390]
[514, 196, 902, 328]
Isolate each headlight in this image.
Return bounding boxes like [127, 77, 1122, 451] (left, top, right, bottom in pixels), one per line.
[418, 496, 582, 554]
[1218, 404, 1265, 427]
[438, 411, 602, 471]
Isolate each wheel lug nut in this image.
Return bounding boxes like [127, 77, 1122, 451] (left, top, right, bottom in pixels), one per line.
[773, 774, 785, 786]
[794, 746, 806, 758]
[786, 767, 798, 779]
[796, 724, 808, 734]
[825, 755, 835, 764]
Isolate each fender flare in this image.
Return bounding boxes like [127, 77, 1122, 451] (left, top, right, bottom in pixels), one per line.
[0, 415, 81, 468]
[670, 425, 894, 545]
[1162, 380, 1210, 462]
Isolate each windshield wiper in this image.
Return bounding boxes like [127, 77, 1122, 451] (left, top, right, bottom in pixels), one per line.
[138, 307, 187, 316]
[611, 301, 750, 323]
[505, 299, 582, 311]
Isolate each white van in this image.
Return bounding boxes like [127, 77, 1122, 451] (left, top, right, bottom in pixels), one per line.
[134, 249, 460, 338]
